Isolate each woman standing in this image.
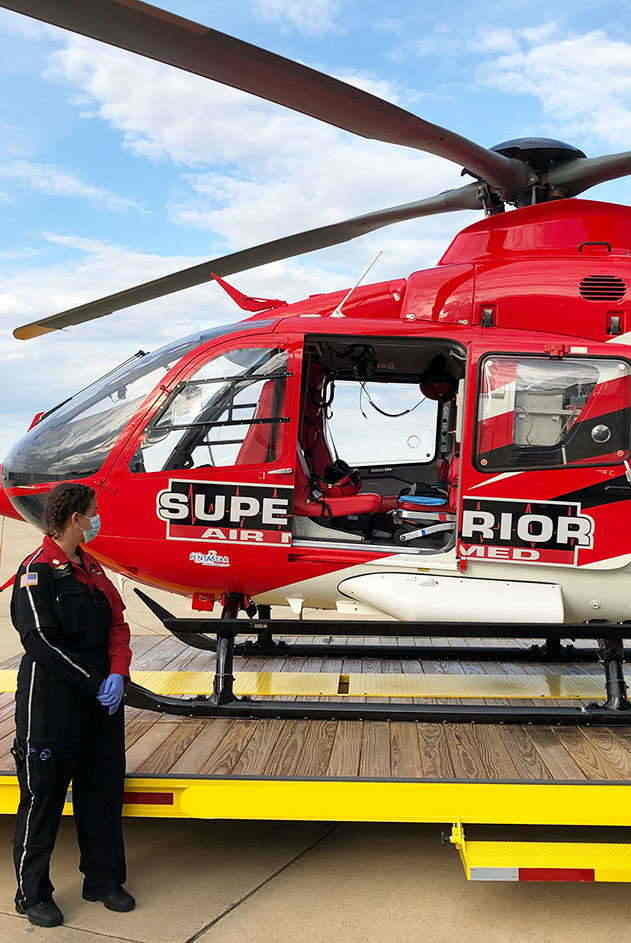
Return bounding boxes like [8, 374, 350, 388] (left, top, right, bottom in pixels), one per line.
[10, 482, 134, 928]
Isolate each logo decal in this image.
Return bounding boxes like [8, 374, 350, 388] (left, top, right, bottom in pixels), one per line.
[189, 550, 231, 568]
[157, 479, 292, 547]
[460, 496, 595, 566]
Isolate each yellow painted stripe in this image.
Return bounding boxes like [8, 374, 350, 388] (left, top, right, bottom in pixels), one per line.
[234, 672, 340, 697]
[0, 670, 17, 692]
[458, 840, 631, 882]
[0, 669, 607, 699]
[349, 673, 605, 699]
[1, 777, 631, 826]
[134, 670, 340, 697]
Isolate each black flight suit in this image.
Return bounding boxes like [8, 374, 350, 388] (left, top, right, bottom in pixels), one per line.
[10, 539, 131, 910]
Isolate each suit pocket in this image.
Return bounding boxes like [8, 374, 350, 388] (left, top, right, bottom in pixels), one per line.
[14, 739, 61, 797]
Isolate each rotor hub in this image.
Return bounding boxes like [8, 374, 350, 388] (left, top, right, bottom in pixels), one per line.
[491, 138, 587, 175]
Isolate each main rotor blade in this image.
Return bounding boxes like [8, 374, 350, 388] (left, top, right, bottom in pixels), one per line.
[0, 0, 527, 193]
[13, 183, 483, 340]
[546, 152, 631, 197]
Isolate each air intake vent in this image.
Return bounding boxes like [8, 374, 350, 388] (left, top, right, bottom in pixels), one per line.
[579, 275, 626, 301]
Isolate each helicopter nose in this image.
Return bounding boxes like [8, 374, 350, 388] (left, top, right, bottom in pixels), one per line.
[1, 450, 51, 529]
[2, 404, 110, 531]
[0, 467, 24, 522]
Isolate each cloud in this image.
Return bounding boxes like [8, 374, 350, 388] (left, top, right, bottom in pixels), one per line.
[413, 31, 468, 60]
[0, 235, 226, 457]
[0, 159, 143, 212]
[520, 24, 560, 44]
[477, 28, 520, 54]
[43, 232, 125, 254]
[0, 231, 395, 459]
[172, 144, 474, 267]
[48, 40, 319, 166]
[254, 0, 340, 34]
[0, 234, 226, 339]
[46, 36, 475, 271]
[0, 247, 40, 260]
[0, 206, 476, 463]
[373, 17, 406, 36]
[477, 27, 631, 150]
[0, 22, 485, 459]
[47, 39, 404, 165]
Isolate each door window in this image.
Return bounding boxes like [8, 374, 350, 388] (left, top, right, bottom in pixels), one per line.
[326, 380, 438, 467]
[132, 347, 289, 472]
[477, 355, 631, 469]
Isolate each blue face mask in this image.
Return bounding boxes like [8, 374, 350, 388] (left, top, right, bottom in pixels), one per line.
[81, 514, 101, 543]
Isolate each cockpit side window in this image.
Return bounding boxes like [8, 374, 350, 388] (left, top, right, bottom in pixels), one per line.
[132, 347, 289, 473]
[2, 320, 276, 486]
[3, 354, 179, 485]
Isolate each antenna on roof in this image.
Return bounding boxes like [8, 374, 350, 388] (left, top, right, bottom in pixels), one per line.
[329, 251, 383, 318]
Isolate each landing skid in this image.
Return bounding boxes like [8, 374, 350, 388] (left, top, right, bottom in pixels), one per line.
[125, 681, 631, 725]
[215, 640, 601, 662]
[130, 589, 631, 724]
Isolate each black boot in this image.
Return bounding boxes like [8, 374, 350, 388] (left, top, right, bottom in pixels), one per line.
[16, 898, 64, 927]
[83, 886, 135, 912]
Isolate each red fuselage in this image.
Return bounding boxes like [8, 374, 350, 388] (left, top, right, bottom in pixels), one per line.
[3, 199, 631, 615]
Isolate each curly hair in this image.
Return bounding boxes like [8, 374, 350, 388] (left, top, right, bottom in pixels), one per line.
[44, 483, 95, 538]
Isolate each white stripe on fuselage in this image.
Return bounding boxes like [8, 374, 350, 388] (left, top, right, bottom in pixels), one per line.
[467, 472, 521, 490]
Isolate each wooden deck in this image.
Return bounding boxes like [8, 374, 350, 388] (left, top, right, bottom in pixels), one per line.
[2, 635, 631, 784]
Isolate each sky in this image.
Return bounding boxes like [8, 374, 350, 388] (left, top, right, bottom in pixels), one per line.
[2, 0, 631, 460]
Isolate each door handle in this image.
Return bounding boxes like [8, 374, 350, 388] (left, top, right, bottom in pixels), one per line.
[605, 461, 631, 494]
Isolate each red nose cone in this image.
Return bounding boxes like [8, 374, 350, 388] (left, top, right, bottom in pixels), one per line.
[0, 467, 23, 521]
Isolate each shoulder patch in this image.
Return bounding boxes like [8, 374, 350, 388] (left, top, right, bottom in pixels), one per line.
[20, 572, 38, 588]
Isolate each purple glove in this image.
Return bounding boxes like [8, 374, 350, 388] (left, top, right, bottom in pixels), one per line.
[97, 673, 125, 715]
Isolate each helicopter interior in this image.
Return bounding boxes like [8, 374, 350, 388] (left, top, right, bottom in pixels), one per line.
[293, 336, 465, 552]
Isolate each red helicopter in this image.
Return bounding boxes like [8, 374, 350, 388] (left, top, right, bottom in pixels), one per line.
[3, 0, 631, 723]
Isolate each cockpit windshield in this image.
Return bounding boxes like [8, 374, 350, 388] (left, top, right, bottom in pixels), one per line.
[3, 320, 274, 485]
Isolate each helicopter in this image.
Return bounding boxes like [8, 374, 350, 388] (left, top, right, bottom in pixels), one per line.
[3, 0, 631, 702]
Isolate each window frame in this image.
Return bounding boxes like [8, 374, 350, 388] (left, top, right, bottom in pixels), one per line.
[474, 350, 631, 474]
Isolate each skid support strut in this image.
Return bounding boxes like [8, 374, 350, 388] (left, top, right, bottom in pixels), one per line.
[596, 637, 631, 712]
[542, 636, 562, 660]
[239, 603, 289, 655]
[212, 594, 240, 705]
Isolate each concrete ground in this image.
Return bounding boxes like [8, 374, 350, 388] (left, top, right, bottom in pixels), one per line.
[2, 518, 631, 942]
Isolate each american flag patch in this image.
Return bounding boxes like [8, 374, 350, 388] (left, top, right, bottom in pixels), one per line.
[20, 572, 38, 588]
